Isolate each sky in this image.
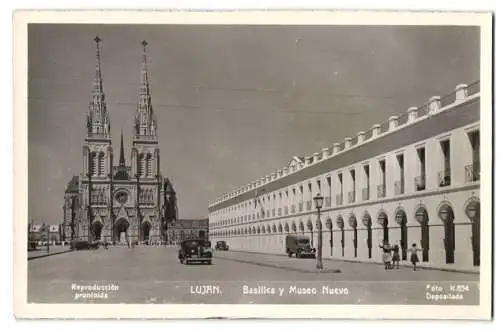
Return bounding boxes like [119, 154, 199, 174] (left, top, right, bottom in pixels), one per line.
[27, 24, 479, 223]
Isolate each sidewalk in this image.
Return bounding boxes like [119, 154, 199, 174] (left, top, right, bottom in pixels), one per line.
[214, 250, 341, 274]
[28, 246, 72, 260]
[217, 249, 479, 274]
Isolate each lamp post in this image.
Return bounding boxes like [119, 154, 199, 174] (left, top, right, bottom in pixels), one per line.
[87, 170, 92, 242]
[70, 195, 76, 241]
[313, 193, 324, 270]
[136, 173, 141, 244]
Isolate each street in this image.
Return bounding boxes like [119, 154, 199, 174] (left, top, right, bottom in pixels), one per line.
[28, 247, 480, 305]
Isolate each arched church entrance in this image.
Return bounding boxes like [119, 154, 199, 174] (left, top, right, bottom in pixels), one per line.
[114, 218, 130, 244]
[91, 221, 103, 241]
[140, 222, 151, 243]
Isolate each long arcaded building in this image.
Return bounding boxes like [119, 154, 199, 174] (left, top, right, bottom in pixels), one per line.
[208, 82, 481, 270]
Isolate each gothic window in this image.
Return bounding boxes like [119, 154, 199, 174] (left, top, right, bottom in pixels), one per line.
[98, 152, 105, 177]
[138, 153, 145, 177]
[146, 154, 152, 177]
[90, 152, 98, 176]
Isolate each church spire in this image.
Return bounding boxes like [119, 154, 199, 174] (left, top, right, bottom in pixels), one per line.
[86, 36, 111, 140]
[134, 40, 157, 141]
[119, 129, 126, 166]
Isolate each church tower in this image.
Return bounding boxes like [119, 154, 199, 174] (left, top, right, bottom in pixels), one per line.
[81, 36, 114, 240]
[82, 36, 113, 179]
[131, 40, 162, 242]
[131, 40, 160, 181]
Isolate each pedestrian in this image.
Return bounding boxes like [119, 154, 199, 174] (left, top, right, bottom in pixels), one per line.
[408, 243, 422, 271]
[392, 244, 401, 269]
[379, 240, 392, 270]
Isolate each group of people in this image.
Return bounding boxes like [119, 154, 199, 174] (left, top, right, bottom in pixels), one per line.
[379, 240, 421, 271]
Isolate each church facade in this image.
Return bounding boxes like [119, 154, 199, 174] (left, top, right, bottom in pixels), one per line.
[61, 38, 178, 245]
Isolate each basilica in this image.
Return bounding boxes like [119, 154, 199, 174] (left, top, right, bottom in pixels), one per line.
[62, 37, 178, 244]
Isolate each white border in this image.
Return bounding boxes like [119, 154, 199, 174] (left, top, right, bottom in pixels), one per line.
[12, 10, 493, 320]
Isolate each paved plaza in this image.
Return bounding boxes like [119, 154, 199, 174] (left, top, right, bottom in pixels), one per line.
[28, 247, 479, 305]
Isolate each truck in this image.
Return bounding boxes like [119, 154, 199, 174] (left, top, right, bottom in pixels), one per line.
[285, 234, 316, 258]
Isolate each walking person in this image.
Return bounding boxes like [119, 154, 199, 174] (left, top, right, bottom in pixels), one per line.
[408, 243, 422, 271]
[392, 244, 401, 269]
[379, 240, 393, 270]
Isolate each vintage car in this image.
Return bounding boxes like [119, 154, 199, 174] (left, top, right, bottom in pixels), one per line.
[215, 240, 229, 251]
[178, 239, 213, 265]
[285, 234, 316, 258]
[70, 240, 100, 250]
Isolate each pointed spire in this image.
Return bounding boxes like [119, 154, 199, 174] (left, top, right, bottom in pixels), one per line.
[134, 40, 157, 140]
[119, 129, 126, 166]
[87, 36, 111, 140]
[93, 36, 104, 96]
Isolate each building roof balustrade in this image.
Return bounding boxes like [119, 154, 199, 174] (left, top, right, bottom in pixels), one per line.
[209, 81, 480, 209]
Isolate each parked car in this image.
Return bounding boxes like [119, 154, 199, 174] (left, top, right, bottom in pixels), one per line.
[215, 240, 229, 251]
[178, 239, 213, 265]
[285, 234, 316, 258]
[70, 240, 100, 250]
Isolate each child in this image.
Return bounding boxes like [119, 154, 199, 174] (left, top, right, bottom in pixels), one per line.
[392, 244, 401, 269]
[408, 243, 422, 271]
[379, 240, 393, 270]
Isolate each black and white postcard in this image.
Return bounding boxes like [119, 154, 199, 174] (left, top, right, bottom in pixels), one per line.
[13, 10, 492, 319]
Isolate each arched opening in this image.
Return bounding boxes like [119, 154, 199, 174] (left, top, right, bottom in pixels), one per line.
[377, 211, 389, 243]
[362, 212, 373, 259]
[266, 224, 271, 234]
[114, 218, 129, 244]
[466, 200, 480, 266]
[284, 223, 289, 233]
[326, 218, 333, 256]
[395, 209, 408, 261]
[415, 206, 430, 262]
[349, 214, 358, 258]
[90, 151, 98, 177]
[91, 221, 103, 241]
[307, 219, 314, 246]
[291, 222, 297, 233]
[140, 221, 151, 242]
[145, 153, 152, 177]
[278, 224, 283, 233]
[98, 152, 105, 177]
[252, 226, 256, 235]
[336, 216, 345, 257]
[138, 153, 145, 177]
[272, 224, 277, 233]
[438, 203, 455, 264]
[299, 221, 305, 234]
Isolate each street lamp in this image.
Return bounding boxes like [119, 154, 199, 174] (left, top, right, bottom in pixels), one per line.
[313, 193, 324, 270]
